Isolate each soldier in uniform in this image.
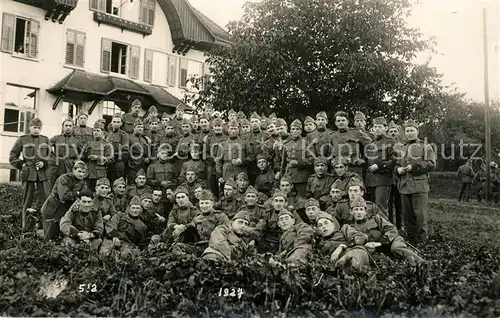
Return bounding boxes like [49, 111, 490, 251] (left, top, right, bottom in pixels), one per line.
[216, 120, 255, 182]
[330, 111, 372, 177]
[214, 180, 243, 219]
[127, 120, 150, 184]
[353, 111, 368, 134]
[196, 114, 212, 145]
[83, 121, 113, 190]
[146, 148, 176, 191]
[49, 117, 83, 187]
[310, 111, 333, 158]
[160, 112, 171, 130]
[205, 117, 227, 197]
[175, 118, 197, 176]
[275, 119, 313, 197]
[457, 159, 475, 202]
[190, 115, 200, 135]
[254, 153, 276, 197]
[143, 105, 159, 133]
[122, 99, 143, 134]
[127, 169, 152, 200]
[110, 177, 128, 213]
[10, 117, 52, 231]
[275, 209, 314, 265]
[387, 122, 403, 229]
[158, 121, 179, 159]
[364, 117, 395, 217]
[395, 119, 436, 244]
[239, 119, 252, 140]
[106, 113, 130, 185]
[262, 121, 281, 167]
[171, 104, 186, 134]
[304, 116, 317, 143]
[319, 179, 345, 213]
[247, 112, 265, 185]
[145, 116, 162, 157]
[306, 157, 336, 199]
[73, 111, 93, 147]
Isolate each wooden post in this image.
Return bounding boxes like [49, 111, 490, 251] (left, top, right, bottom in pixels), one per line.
[483, 7, 492, 201]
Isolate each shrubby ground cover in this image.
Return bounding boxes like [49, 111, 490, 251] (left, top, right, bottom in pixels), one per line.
[1, 177, 500, 317]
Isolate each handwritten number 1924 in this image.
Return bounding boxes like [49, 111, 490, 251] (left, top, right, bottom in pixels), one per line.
[218, 287, 244, 299]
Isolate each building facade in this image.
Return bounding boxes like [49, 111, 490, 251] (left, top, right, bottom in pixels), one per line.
[0, 0, 230, 182]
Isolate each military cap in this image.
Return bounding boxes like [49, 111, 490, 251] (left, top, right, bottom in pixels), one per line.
[140, 193, 153, 201]
[174, 186, 189, 196]
[316, 211, 335, 223]
[78, 189, 94, 199]
[316, 111, 328, 120]
[245, 185, 259, 196]
[73, 160, 87, 170]
[176, 103, 185, 110]
[261, 115, 268, 121]
[93, 121, 105, 130]
[164, 120, 175, 128]
[30, 118, 43, 127]
[346, 178, 365, 191]
[149, 116, 160, 123]
[113, 177, 126, 187]
[135, 168, 146, 178]
[212, 117, 224, 126]
[228, 109, 236, 115]
[330, 179, 344, 190]
[240, 118, 251, 126]
[350, 197, 367, 208]
[280, 176, 292, 184]
[272, 190, 287, 199]
[129, 196, 142, 207]
[228, 120, 239, 128]
[62, 117, 74, 124]
[199, 189, 215, 201]
[305, 198, 320, 208]
[256, 153, 268, 161]
[290, 119, 302, 129]
[250, 112, 261, 120]
[372, 117, 387, 126]
[97, 118, 107, 125]
[304, 116, 316, 126]
[96, 178, 110, 187]
[191, 115, 199, 121]
[237, 110, 246, 118]
[314, 157, 328, 166]
[233, 210, 250, 222]
[354, 111, 366, 120]
[269, 112, 277, 119]
[388, 121, 400, 129]
[275, 118, 287, 128]
[131, 99, 142, 107]
[225, 179, 237, 189]
[199, 113, 210, 121]
[162, 112, 170, 119]
[278, 209, 294, 219]
[148, 105, 158, 114]
[181, 118, 191, 125]
[261, 118, 271, 129]
[331, 157, 348, 167]
[134, 119, 144, 127]
[403, 119, 419, 130]
[76, 110, 89, 119]
[237, 172, 249, 181]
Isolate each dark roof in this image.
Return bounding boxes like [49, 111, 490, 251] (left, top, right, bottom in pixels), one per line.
[47, 70, 182, 108]
[189, 5, 232, 44]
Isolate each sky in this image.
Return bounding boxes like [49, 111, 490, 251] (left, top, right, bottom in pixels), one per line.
[189, 0, 500, 102]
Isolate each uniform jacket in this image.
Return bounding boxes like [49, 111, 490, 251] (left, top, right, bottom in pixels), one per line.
[122, 113, 142, 134]
[147, 160, 176, 189]
[457, 164, 475, 184]
[41, 173, 88, 220]
[106, 129, 130, 166]
[395, 139, 436, 194]
[110, 193, 127, 213]
[49, 133, 83, 167]
[73, 126, 93, 147]
[316, 224, 368, 256]
[309, 128, 333, 157]
[306, 173, 336, 199]
[105, 211, 148, 246]
[93, 195, 118, 218]
[84, 138, 113, 179]
[9, 134, 51, 181]
[127, 184, 152, 201]
[205, 133, 226, 168]
[351, 215, 399, 245]
[60, 204, 104, 238]
[166, 204, 199, 230]
[279, 222, 314, 256]
[215, 136, 255, 179]
[202, 223, 248, 261]
[128, 133, 150, 170]
[180, 159, 207, 182]
[330, 128, 372, 165]
[334, 199, 385, 226]
[319, 195, 342, 212]
[275, 137, 313, 183]
[254, 168, 276, 197]
[364, 135, 396, 187]
[190, 210, 230, 241]
[214, 196, 244, 219]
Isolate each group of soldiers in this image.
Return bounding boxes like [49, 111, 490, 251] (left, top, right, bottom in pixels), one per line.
[9, 99, 436, 269]
[457, 159, 500, 203]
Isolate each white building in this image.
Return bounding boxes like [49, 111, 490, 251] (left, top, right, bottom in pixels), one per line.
[0, 0, 231, 182]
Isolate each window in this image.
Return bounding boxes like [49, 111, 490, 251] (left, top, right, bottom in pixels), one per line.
[2, 84, 37, 133]
[1, 13, 39, 58]
[151, 50, 167, 85]
[129, 45, 140, 79]
[101, 38, 134, 75]
[202, 62, 211, 90]
[167, 55, 177, 87]
[140, 0, 155, 26]
[65, 30, 85, 67]
[102, 101, 123, 116]
[90, 0, 120, 16]
[62, 102, 81, 118]
[144, 49, 153, 82]
[179, 58, 188, 88]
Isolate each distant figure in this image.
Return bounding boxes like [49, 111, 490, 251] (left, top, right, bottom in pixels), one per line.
[457, 160, 475, 203]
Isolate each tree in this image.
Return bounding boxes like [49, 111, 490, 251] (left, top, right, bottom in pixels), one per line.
[186, 0, 444, 122]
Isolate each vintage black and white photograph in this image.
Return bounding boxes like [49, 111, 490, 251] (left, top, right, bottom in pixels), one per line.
[1, 0, 500, 316]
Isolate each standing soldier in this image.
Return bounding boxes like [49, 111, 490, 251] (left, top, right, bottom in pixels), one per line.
[457, 159, 475, 203]
[304, 116, 318, 143]
[239, 119, 252, 140]
[9, 118, 52, 231]
[127, 120, 150, 184]
[248, 112, 265, 185]
[364, 117, 395, 217]
[271, 118, 291, 172]
[395, 120, 436, 244]
[262, 121, 280, 167]
[145, 116, 162, 156]
[143, 105, 159, 133]
[216, 120, 255, 183]
[84, 121, 113, 190]
[175, 118, 197, 177]
[354, 111, 368, 134]
[190, 115, 200, 135]
[387, 121, 403, 229]
[158, 121, 179, 159]
[171, 104, 185, 134]
[106, 113, 130, 185]
[205, 117, 227, 196]
[122, 99, 143, 134]
[310, 111, 333, 158]
[330, 111, 372, 177]
[73, 111, 93, 147]
[275, 119, 313, 197]
[160, 112, 171, 130]
[49, 117, 83, 187]
[196, 114, 212, 145]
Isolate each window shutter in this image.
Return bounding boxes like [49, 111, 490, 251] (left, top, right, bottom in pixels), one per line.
[75, 32, 85, 67]
[168, 55, 177, 87]
[92, 0, 106, 11]
[129, 45, 140, 79]
[65, 30, 75, 65]
[1, 13, 15, 53]
[90, 0, 97, 10]
[144, 49, 153, 82]
[19, 111, 25, 133]
[28, 19, 39, 58]
[179, 57, 188, 88]
[101, 38, 111, 73]
[140, 0, 155, 25]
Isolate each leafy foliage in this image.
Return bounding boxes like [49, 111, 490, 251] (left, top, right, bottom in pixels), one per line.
[186, 0, 444, 122]
[1, 183, 500, 316]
